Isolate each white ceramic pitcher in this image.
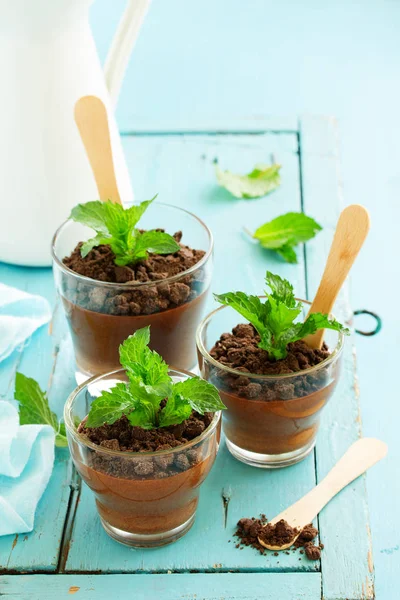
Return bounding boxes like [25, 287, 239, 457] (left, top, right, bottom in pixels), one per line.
[0, 0, 150, 266]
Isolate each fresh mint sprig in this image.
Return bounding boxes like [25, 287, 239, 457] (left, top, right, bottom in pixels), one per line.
[250, 212, 322, 264]
[69, 196, 180, 266]
[216, 163, 281, 199]
[214, 271, 350, 360]
[14, 373, 68, 447]
[85, 327, 226, 430]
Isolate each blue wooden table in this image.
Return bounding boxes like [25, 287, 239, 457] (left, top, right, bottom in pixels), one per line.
[0, 115, 379, 599]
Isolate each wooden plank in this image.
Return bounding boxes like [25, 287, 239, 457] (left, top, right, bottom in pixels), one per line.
[300, 115, 374, 600]
[0, 265, 74, 572]
[0, 572, 322, 599]
[64, 131, 320, 573]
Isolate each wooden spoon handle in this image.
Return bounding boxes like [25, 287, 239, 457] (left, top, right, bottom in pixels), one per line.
[271, 438, 387, 530]
[74, 95, 121, 205]
[305, 204, 370, 348]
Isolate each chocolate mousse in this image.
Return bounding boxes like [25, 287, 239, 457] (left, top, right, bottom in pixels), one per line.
[73, 412, 218, 538]
[207, 324, 341, 456]
[61, 231, 209, 376]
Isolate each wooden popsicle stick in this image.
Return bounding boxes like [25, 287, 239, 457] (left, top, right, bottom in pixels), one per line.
[305, 204, 370, 349]
[74, 95, 122, 205]
[259, 438, 387, 550]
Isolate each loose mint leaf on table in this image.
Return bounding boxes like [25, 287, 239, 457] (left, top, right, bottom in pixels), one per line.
[214, 271, 350, 361]
[84, 327, 225, 431]
[216, 163, 281, 199]
[14, 373, 68, 447]
[251, 212, 322, 264]
[275, 244, 298, 264]
[69, 196, 180, 265]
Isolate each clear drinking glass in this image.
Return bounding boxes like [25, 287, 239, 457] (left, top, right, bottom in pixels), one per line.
[64, 368, 221, 548]
[196, 298, 344, 468]
[52, 202, 213, 382]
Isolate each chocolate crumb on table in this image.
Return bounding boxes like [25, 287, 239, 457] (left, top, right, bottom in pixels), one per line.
[258, 519, 299, 548]
[304, 542, 322, 560]
[234, 515, 323, 561]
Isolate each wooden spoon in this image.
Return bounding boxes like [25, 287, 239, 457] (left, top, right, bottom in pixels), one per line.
[258, 437, 387, 550]
[305, 204, 370, 349]
[74, 95, 122, 205]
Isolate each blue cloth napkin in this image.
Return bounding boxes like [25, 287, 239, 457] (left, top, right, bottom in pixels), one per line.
[0, 402, 55, 536]
[0, 283, 54, 536]
[0, 283, 52, 362]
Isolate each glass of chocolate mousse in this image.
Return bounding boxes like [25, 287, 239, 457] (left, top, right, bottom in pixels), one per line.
[196, 299, 345, 468]
[64, 368, 221, 547]
[52, 202, 213, 381]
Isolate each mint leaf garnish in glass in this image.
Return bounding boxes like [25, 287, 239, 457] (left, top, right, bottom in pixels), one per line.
[69, 196, 180, 266]
[85, 327, 226, 430]
[214, 271, 350, 361]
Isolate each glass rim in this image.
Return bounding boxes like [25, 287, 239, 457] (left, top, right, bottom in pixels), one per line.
[51, 201, 214, 289]
[64, 367, 221, 458]
[196, 297, 345, 381]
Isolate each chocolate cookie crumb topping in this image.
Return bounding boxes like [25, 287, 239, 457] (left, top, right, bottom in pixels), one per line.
[61, 232, 206, 317]
[210, 324, 332, 400]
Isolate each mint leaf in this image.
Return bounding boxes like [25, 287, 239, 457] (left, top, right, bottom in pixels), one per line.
[171, 377, 226, 414]
[266, 272, 297, 307]
[276, 244, 298, 264]
[134, 231, 180, 258]
[158, 393, 192, 428]
[119, 327, 170, 390]
[129, 378, 172, 411]
[127, 400, 157, 430]
[159, 377, 225, 428]
[81, 234, 109, 258]
[214, 271, 350, 360]
[291, 313, 350, 343]
[70, 201, 109, 234]
[15, 373, 68, 448]
[213, 291, 268, 335]
[216, 163, 281, 199]
[69, 195, 178, 266]
[252, 212, 322, 263]
[124, 199, 154, 231]
[85, 383, 134, 428]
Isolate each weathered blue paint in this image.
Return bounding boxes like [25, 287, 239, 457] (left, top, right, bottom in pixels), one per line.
[0, 119, 378, 599]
